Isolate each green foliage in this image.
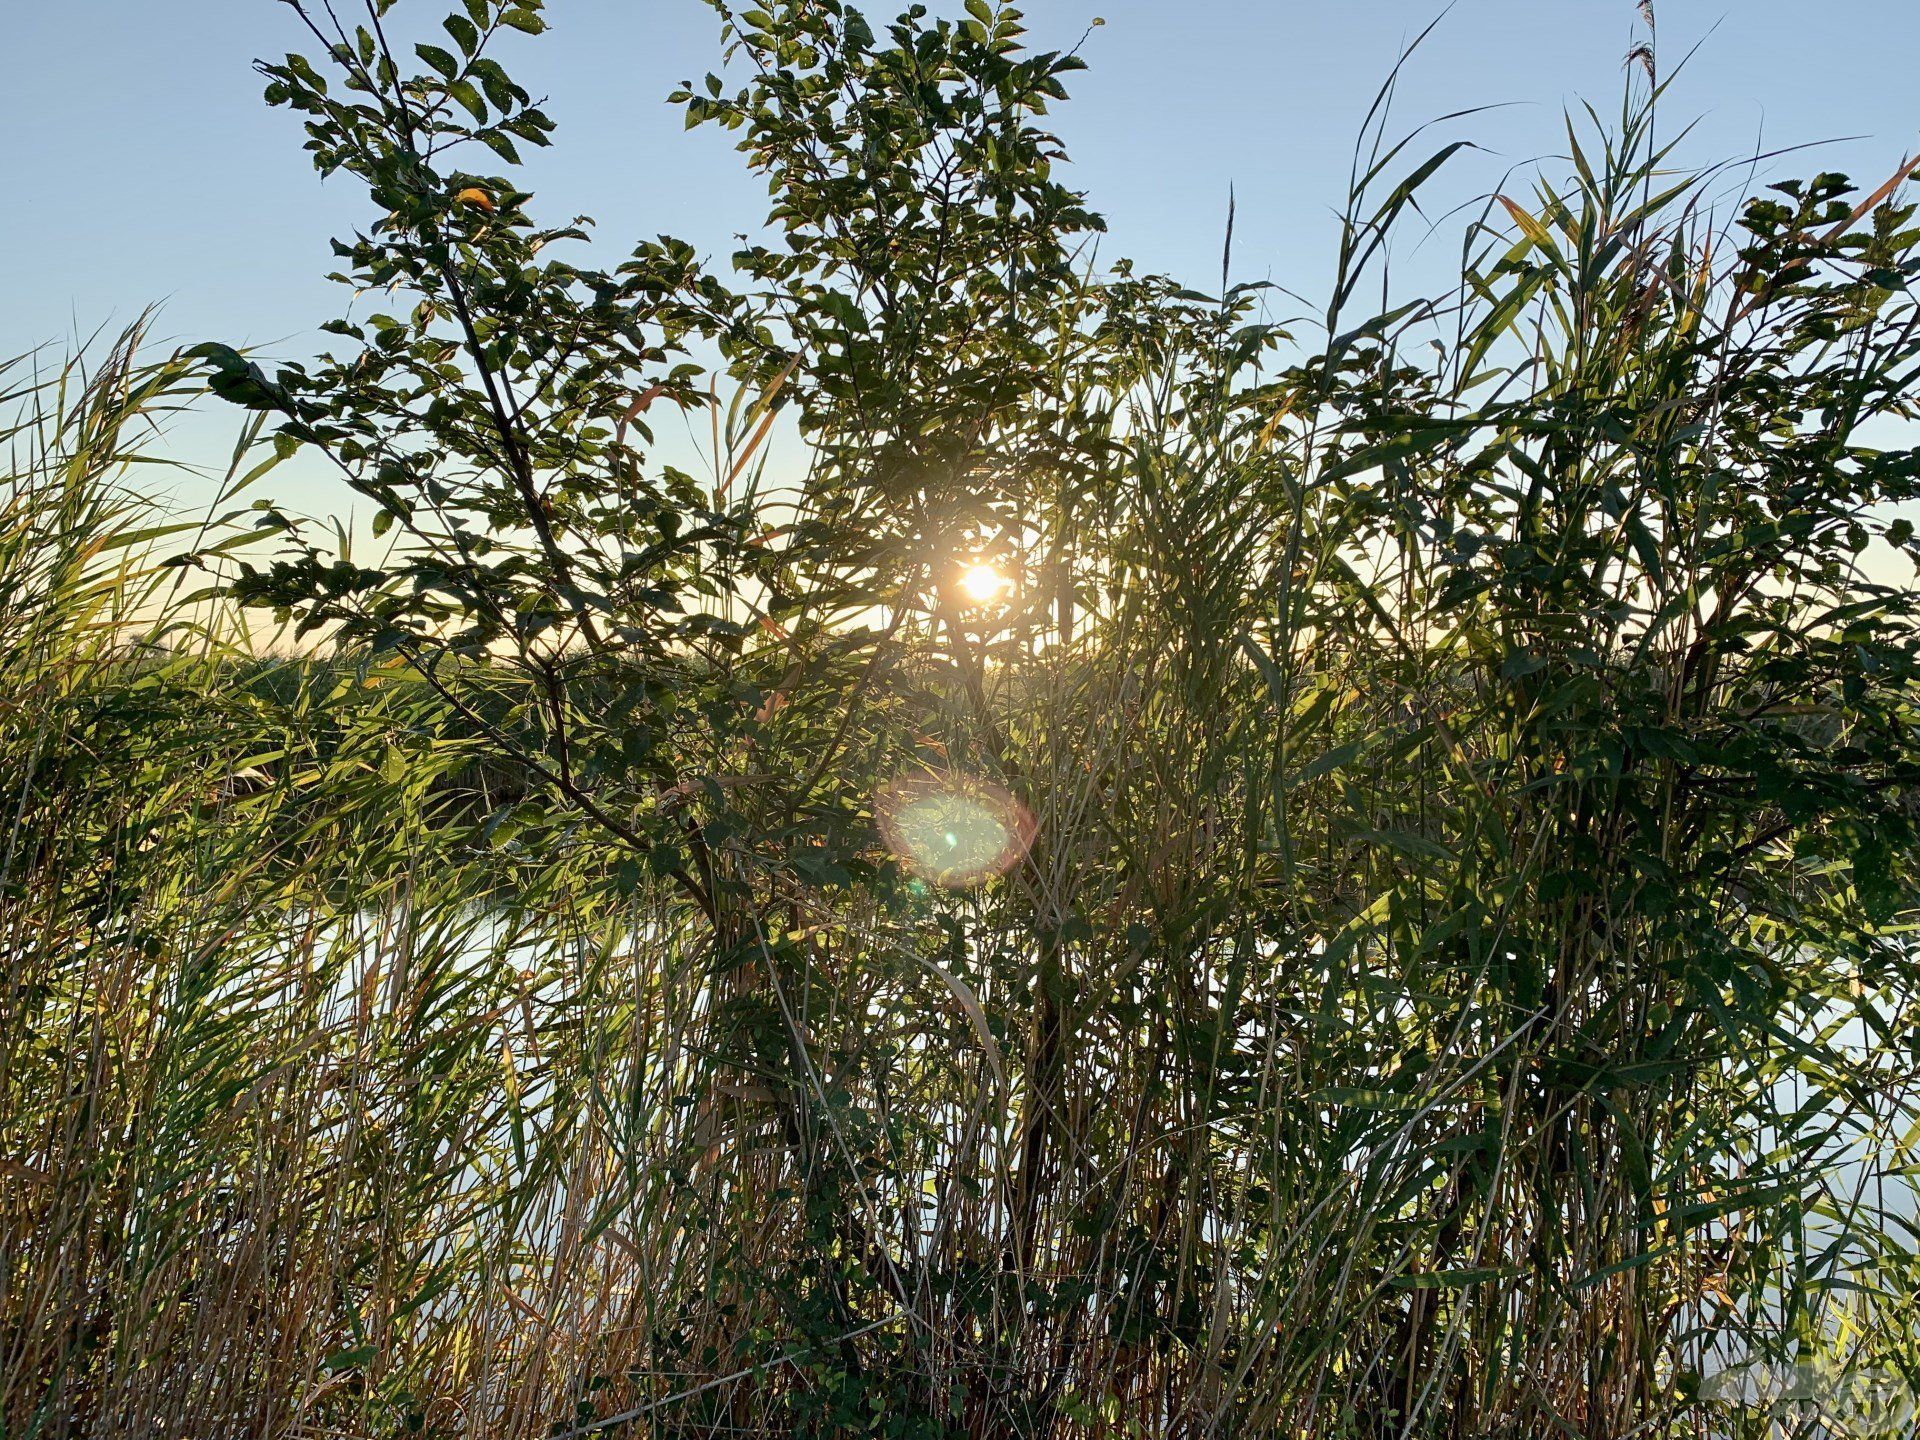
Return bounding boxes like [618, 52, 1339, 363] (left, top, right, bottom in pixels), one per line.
[7, 5, 1920, 1438]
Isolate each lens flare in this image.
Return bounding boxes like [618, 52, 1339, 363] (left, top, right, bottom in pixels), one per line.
[957, 561, 1011, 606]
[876, 774, 1033, 888]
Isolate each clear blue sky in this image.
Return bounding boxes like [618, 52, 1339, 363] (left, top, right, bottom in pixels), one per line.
[6, 1, 1919, 507]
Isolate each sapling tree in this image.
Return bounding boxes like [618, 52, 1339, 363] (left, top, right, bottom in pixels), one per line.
[199, 0, 788, 925]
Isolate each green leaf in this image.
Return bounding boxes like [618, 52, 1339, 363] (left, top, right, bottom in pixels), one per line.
[1392, 1266, 1523, 1291]
[447, 78, 487, 123]
[477, 129, 521, 164]
[416, 43, 460, 80]
[444, 14, 480, 56]
[1282, 739, 1369, 793]
[323, 1345, 376, 1374]
[470, 57, 519, 111]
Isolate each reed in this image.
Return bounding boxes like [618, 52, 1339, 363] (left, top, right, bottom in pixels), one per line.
[5, 4, 1920, 1436]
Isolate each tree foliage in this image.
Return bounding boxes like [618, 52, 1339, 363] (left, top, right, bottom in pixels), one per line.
[7, 3, 1920, 1437]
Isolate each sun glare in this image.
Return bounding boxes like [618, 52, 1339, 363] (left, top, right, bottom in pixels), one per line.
[958, 561, 1011, 606]
[876, 775, 1034, 888]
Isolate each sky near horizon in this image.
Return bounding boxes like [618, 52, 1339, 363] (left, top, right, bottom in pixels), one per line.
[6, 1, 1920, 509]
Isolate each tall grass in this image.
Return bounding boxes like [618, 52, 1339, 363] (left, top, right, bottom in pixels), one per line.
[7, 7, 1920, 1438]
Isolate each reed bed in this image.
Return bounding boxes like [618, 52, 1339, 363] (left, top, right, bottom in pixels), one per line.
[6, 3, 1920, 1437]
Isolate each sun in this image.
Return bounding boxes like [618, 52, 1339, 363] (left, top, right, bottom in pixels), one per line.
[957, 561, 1010, 606]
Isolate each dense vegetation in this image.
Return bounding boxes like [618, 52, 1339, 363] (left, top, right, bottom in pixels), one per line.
[7, 2, 1920, 1435]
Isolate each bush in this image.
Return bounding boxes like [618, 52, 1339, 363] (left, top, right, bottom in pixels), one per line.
[7, 4, 1920, 1436]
